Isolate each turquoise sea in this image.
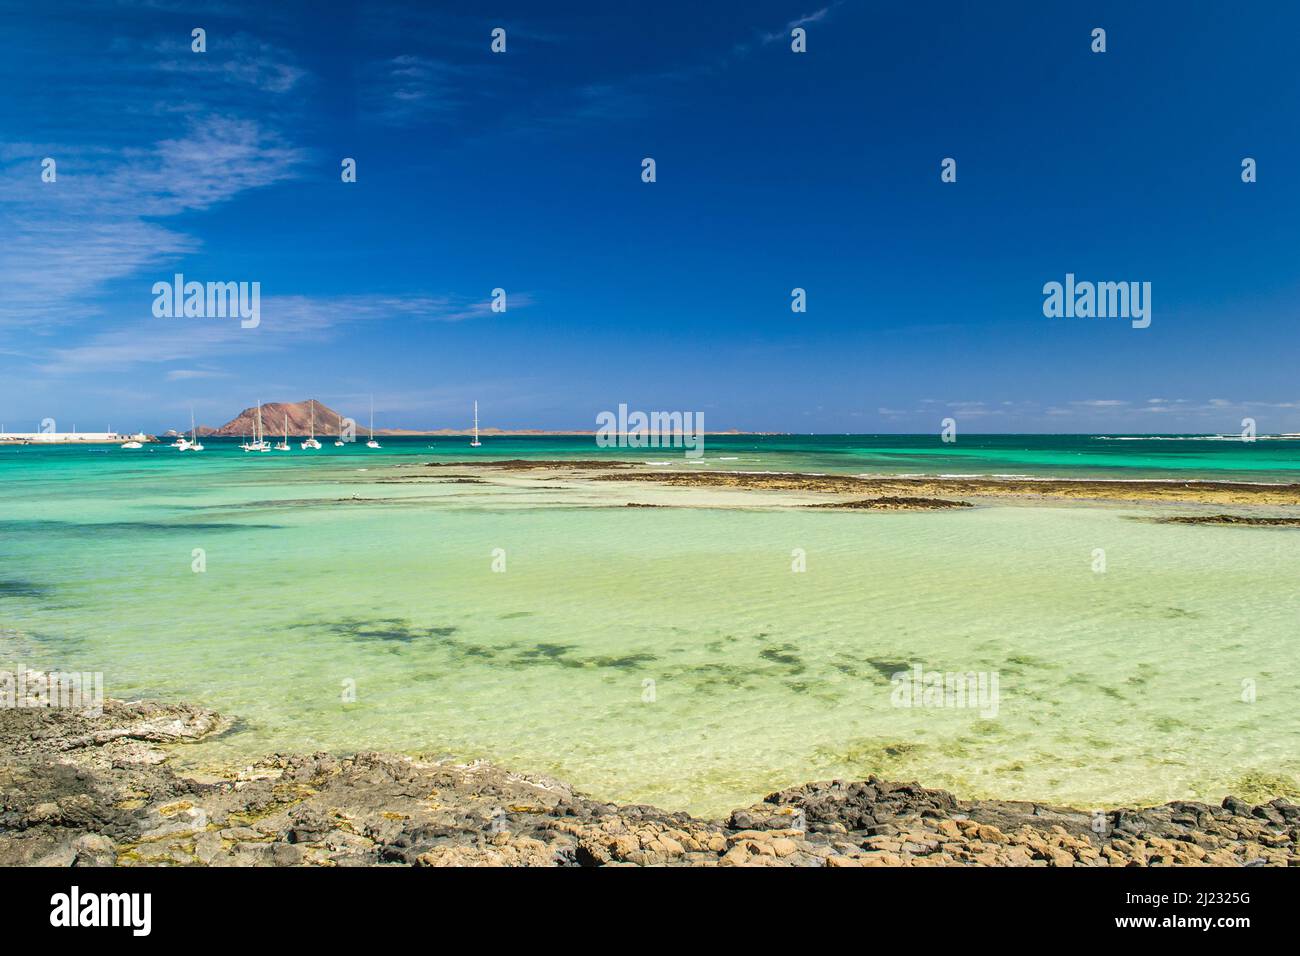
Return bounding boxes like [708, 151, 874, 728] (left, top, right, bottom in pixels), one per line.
[2, 435, 1298, 816]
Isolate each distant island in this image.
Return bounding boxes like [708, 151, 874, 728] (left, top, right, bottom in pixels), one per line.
[204, 400, 349, 438]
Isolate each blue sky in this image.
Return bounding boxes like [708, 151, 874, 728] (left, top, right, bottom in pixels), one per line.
[2, 0, 1298, 433]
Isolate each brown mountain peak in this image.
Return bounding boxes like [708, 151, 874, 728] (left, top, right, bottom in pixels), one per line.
[209, 399, 351, 437]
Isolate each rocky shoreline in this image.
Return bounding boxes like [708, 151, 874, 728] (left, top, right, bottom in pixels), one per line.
[590, 469, 1300, 507]
[412, 459, 1300, 512]
[398, 461, 1300, 520]
[1150, 514, 1300, 527]
[2, 687, 1296, 867]
[806, 496, 974, 510]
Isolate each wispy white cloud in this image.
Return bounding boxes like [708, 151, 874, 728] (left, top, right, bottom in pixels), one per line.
[35, 291, 532, 375]
[0, 11, 313, 332]
[760, 6, 837, 45]
[151, 32, 308, 95]
[359, 5, 845, 134]
[0, 117, 307, 329]
[363, 54, 474, 123]
[264, 292, 534, 330]
[165, 368, 230, 381]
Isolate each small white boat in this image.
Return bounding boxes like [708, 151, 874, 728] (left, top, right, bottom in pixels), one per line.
[366, 395, 381, 448]
[120, 440, 143, 449]
[182, 407, 204, 451]
[274, 414, 291, 451]
[170, 436, 192, 450]
[240, 405, 256, 451]
[242, 401, 271, 452]
[470, 400, 482, 447]
[300, 401, 322, 450]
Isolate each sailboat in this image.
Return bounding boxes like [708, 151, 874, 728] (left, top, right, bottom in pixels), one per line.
[274, 414, 291, 451]
[182, 407, 204, 451]
[470, 400, 482, 447]
[242, 401, 270, 452]
[366, 396, 381, 448]
[300, 401, 322, 450]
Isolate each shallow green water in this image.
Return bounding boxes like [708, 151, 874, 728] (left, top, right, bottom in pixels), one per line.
[1, 436, 1297, 816]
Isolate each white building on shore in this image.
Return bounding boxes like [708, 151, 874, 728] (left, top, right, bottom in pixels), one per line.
[0, 427, 151, 444]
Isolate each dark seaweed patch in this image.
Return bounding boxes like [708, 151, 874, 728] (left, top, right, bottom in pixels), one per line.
[1004, 654, 1052, 669]
[314, 617, 460, 644]
[0, 579, 49, 599]
[512, 644, 657, 670]
[586, 653, 657, 669]
[816, 738, 921, 766]
[518, 643, 575, 660]
[673, 663, 755, 692]
[1127, 602, 1200, 621]
[759, 645, 805, 674]
[866, 659, 913, 680]
[1126, 662, 1158, 687]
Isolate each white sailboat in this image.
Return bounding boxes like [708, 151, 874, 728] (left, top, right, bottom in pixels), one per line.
[470, 400, 482, 447]
[366, 396, 381, 448]
[240, 403, 255, 451]
[300, 401, 322, 450]
[182, 407, 204, 451]
[274, 414, 291, 451]
[242, 401, 270, 452]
